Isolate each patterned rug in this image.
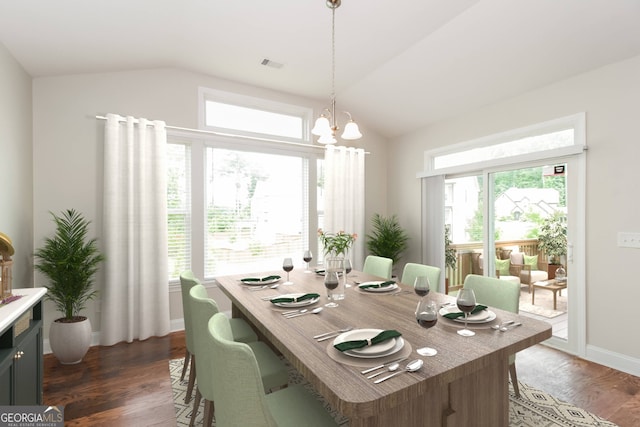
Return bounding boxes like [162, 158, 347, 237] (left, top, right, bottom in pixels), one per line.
[519, 302, 565, 319]
[170, 358, 617, 426]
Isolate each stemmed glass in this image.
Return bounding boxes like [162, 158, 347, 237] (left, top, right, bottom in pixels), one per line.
[344, 258, 352, 288]
[282, 257, 294, 285]
[456, 288, 476, 336]
[324, 270, 340, 308]
[303, 250, 313, 273]
[415, 299, 438, 356]
[414, 276, 430, 298]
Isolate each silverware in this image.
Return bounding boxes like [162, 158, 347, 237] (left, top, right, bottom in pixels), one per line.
[261, 295, 279, 301]
[285, 307, 323, 318]
[316, 327, 354, 342]
[313, 327, 353, 340]
[374, 359, 423, 384]
[281, 309, 305, 315]
[500, 322, 522, 332]
[491, 320, 514, 330]
[249, 283, 279, 291]
[360, 356, 408, 375]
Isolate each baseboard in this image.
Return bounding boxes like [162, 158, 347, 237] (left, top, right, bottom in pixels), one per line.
[585, 344, 640, 378]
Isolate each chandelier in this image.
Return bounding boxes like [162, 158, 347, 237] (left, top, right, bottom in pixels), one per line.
[311, 0, 363, 145]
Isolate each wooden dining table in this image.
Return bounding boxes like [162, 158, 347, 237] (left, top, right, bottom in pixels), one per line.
[215, 269, 552, 427]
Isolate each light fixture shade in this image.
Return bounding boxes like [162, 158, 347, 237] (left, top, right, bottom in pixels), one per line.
[341, 120, 363, 140]
[311, 116, 331, 136]
[317, 133, 337, 144]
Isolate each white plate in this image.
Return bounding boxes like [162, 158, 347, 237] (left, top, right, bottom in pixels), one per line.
[357, 282, 398, 293]
[439, 306, 497, 323]
[271, 293, 319, 308]
[241, 276, 281, 286]
[333, 328, 397, 356]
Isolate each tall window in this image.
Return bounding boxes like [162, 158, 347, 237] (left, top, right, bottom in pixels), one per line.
[167, 89, 322, 282]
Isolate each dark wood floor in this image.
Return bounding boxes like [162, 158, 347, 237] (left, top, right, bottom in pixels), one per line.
[43, 331, 640, 426]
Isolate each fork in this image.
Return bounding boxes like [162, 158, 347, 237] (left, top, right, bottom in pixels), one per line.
[315, 327, 354, 341]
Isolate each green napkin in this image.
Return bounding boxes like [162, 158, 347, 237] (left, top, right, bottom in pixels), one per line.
[443, 304, 488, 319]
[358, 280, 395, 289]
[241, 275, 281, 282]
[334, 329, 402, 352]
[270, 293, 320, 304]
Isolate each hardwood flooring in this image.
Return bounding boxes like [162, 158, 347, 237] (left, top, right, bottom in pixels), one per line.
[43, 331, 640, 427]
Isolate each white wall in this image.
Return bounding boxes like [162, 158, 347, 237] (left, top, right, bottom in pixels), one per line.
[31, 68, 388, 342]
[0, 42, 33, 289]
[389, 54, 640, 372]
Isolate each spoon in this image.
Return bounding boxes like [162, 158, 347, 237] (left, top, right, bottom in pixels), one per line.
[491, 320, 514, 330]
[374, 359, 424, 383]
[500, 322, 522, 332]
[285, 307, 323, 318]
[367, 362, 399, 379]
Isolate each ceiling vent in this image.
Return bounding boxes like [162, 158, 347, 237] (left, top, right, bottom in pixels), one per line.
[261, 58, 284, 69]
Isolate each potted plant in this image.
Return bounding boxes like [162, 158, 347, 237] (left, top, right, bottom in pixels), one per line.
[34, 209, 105, 364]
[444, 224, 457, 288]
[366, 214, 409, 271]
[537, 212, 566, 279]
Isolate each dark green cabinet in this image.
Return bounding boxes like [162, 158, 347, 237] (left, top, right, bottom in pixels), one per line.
[0, 296, 44, 405]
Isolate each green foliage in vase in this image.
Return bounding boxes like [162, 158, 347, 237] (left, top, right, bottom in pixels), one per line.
[318, 229, 357, 257]
[537, 212, 567, 264]
[366, 214, 409, 265]
[445, 225, 457, 270]
[34, 209, 105, 321]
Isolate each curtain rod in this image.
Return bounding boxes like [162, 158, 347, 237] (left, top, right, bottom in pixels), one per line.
[95, 115, 368, 153]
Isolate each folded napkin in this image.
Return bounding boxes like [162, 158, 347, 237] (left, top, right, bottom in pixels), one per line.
[442, 304, 488, 319]
[241, 275, 281, 282]
[358, 280, 395, 289]
[334, 329, 402, 352]
[270, 293, 320, 304]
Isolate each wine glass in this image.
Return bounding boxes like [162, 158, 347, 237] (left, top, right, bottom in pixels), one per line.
[282, 257, 294, 285]
[303, 250, 313, 273]
[415, 299, 438, 356]
[456, 288, 476, 337]
[324, 270, 340, 307]
[324, 258, 342, 307]
[344, 258, 352, 288]
[414, 276, 430, 298]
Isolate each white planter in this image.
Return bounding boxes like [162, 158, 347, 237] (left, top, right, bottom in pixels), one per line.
[49, 317, 92, 365]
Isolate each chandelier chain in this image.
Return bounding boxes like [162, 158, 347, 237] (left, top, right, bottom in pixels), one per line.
[331, 5, 336, 100]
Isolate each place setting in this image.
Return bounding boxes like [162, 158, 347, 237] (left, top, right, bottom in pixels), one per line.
[323, 327, 413, 367]
[438, 289, 497, 336]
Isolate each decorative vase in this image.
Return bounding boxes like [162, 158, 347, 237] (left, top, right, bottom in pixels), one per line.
[49, 317, 92, 364]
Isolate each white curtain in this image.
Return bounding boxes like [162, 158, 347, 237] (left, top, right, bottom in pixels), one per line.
[324, 145, 366, 268]
[421, 175, 445, 292]
[101, 114, 171, 345]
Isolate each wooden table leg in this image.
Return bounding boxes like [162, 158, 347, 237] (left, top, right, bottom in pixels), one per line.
[531, 287, 535, 305]
[553, 290, 557, 310]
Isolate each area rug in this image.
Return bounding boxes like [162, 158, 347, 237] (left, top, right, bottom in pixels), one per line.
[519, 302, 565, 319]
[170, 358, 617, 426]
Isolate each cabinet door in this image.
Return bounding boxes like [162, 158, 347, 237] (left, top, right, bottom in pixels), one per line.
[0, 350, 14, 405]
[14, 324, 42, 405]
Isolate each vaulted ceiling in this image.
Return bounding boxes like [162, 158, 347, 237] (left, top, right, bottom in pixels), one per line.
[1, 0, 639, 138]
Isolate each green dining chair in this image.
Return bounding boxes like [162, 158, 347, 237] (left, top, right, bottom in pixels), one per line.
[179, 271, 258, 405]
[463, 273, 521, 397]
[362, 255, 393, 279]
[401, 262, 441, 290]
[207, 312, 340, 427]
[189, 286, 288, 426]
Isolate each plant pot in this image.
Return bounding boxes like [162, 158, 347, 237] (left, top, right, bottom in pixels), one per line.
[49, 316, 92, 365]
[547, 264, 562, 280]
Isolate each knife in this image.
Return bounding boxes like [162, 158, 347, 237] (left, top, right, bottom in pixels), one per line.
[360, 356, 408, 375]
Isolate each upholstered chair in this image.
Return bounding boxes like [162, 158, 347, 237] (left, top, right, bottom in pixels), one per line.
[362, 255, 393, 279]
[188, 285, 288, 426]
[401, 263, 441, 290]
[206, 312, 339, 426]
[463, 274, 521, 397]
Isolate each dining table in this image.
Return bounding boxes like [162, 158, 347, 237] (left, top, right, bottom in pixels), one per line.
[215, 268, 552, 427]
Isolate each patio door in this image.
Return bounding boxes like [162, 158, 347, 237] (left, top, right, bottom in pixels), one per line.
[444, 156, 584, 353]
